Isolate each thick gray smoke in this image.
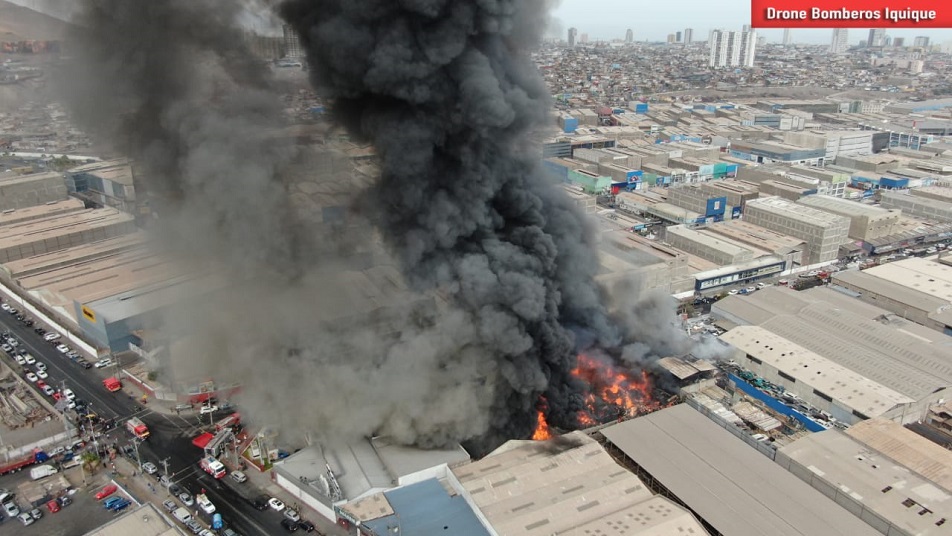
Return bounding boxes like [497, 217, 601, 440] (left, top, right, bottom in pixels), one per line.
[280, 0, 622, 446]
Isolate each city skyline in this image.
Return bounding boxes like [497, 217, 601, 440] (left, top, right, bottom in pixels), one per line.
[551, 0, 952, 45]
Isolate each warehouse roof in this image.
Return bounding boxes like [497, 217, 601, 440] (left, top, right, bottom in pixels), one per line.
[833, 269, 947, 313]
[0, 198, 84, 226]
[778, 431, 952, 535]
[452, 431, 710, 536]
[881, 190, 952, 211]
[0, 207, 134, 249]
[847, 419, 952, 492]
[720, 325, 913, 417]
[665, 225, 753, 257]
[797, 195, 898, 218]
[865, 256, 952, 303]
[68, 158, 135, 185]
[0, 170, 64, 187]
[601, 404, 881, 536]
[713, 287, 952, 400]
[1, 232, 146, 279]
[358, 479, 490, 536]
[746, 196, 851, 228]
[705, 219, 805, 254]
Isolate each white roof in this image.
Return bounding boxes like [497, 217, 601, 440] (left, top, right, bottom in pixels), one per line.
[746, 196, 851, 228]
[720, 325, 914, 417]
[452, 431, 709, 536]
[865, 256, 952, 303]
[779, 430, 952, 536]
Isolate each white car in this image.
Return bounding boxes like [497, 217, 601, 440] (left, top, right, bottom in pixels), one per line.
[56, 344, 69, 353]
[14, 354, 25, 365]
[25, 372, 38, 382]
[94, 358, 113, 368]
[24, 354, 35, 365]
[41, 385, 54, 396]
[0, 303, 10, 312]
[35, 362, 47, 371]
[728, 289, 739, 295]
[756, 282, 767, 289]
[17, 511, 34, 526]
[199, 405, 218, 415]
[7, 339, 17, 347]
[36, 370, 48, 380]
[196, 493, 216, 514]
[63, 389, 75, 400]
[229, 470, 248, 483]
[283, 509, 300, 522]
[43, 332, 61, 341]
[142, 462, 158, 475]
[0, 344, 11, 353]
[268, 497, 286, 512]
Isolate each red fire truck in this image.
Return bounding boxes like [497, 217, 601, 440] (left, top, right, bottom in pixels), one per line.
[125, 417, 150, 440]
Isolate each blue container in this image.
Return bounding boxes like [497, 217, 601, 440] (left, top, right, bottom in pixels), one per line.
[562, 117, 579, 133]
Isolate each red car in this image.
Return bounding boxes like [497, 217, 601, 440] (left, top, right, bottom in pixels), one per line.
[37, 380, 47, 390]
[95, 484, 118, 500]
[47, 499, 61, 513]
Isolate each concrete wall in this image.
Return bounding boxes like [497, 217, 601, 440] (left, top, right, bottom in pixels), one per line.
[0, 173, 68, 211]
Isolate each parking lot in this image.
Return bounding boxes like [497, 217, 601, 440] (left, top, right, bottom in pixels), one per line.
[0, 471, 132, 535]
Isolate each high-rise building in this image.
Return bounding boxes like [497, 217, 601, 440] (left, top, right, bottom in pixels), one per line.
[282, 24, 303, 58]
[625, 28, 633, 43]
[580, 33, 589, 44]
[684, 28, 693, 44]
[893, 37, 904, 47]
[743, 24, 751, 32]
[830, 28, 849, 54]
[782, 28, 792, 45]
[667, 33, 676, 44]
[710, 29, 755, 68]
[867, 28, 885, 47]
[914, 36, 930, 47]
[676, 31, 682, 42]
[568, 27, 577, 47]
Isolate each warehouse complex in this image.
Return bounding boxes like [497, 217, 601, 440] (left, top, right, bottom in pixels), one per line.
[600, 404, 880, 536]
[713, 286, 952, 424]
[743, 197, 850, 264]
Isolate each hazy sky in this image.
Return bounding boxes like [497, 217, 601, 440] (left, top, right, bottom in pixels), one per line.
[551, 0, 952, 45]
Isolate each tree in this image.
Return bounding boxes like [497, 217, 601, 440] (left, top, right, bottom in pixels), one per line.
[81, 451, 101, 474]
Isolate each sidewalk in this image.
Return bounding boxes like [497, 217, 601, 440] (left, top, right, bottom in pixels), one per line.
[238, 460, 348, 536]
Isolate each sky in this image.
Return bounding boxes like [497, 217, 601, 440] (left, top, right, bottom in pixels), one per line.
[550, 0, 952, 45]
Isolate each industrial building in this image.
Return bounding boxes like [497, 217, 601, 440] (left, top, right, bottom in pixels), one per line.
[777, 428, 952, 536]
[0, 170, 68, 211]
[664, 225, 753, 265]
[846, 418, 952, 492]
[832, 255, 952, 334]
[597, 231, 693, 293]
[0, 206, 136, 263]
[692, 255, 787, 292]
[796, 195, 901, 241]
[339, 479, 490, 536]
[273, 436, 470, 523]
[743, 196, 850, 264]
[665, 184, 728, 221]
[600, 404, 881, 536]
[453, 431, 711, 536]
[65, 159, 138, 214]
[713, 286, 952, 423]
[82, 502, 182, 536]
[880, 190, 952, 223]
[703, 219, 806, 269]
[698, 180, 760, 212]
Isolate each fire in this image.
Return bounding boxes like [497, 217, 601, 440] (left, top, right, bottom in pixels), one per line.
[571, 353, 661, 427]
[531, 409, 553, 441]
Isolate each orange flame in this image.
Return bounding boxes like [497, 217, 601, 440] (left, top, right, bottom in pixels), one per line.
[531, 410, 553, 440]
[571, 353, 661, 427]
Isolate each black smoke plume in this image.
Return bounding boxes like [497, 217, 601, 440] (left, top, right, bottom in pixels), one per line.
[280, 0, 621, 447]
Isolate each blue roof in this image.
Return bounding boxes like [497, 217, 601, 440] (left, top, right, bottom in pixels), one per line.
[361, 479, 489, 536]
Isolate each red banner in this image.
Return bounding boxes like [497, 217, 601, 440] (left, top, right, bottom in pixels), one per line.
[751, 0, 951, 28]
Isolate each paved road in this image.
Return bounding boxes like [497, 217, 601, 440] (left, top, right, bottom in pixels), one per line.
[0, 311, 279, 536]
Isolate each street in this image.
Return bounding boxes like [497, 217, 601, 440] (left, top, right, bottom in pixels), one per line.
[0, 309, 287, 536]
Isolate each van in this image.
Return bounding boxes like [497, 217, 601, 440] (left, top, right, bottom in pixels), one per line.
[173, 507, 192, 524]
[29, 464, 58, 481]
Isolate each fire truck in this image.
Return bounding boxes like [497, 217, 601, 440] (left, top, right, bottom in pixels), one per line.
[199, 456, 226, 479]
[125, 417, 150, 440]
[214, 412, 241, 433]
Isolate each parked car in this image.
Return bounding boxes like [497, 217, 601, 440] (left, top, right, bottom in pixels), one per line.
[34, 328, 46, 335]
[76, 358, 92, 369]
[250, 495, 269, 511]
[186, 519, 203, 534]
[95, 484, 118, 500]
[57, 496, 72, 508]
[179, 492, 194, 506]
[17, 511, 34, 526]
[14, 354, 25, 365]
[162, 499, 177, 512]
[25, 372, 38, 382]
[199, 405, 218, 415]
[229, 470, 248, 483]
[36, 370, 48, 380]
[297, 520, 315, 533]
[0, 343, 10, 353]
[46, 499, 61, 513]
[24, 354, 35, 365]
[63, 389, 75, 400]
[95, 358, 113, 368]
[42, 385, 55, 396]
[142, 462, 158, 475]
[56, 344, 70, 353]
[284, 509, 301, 522]
[35, 362, 47, 371]
[43, 332, 60, 342]
[280, 518, 299, 532]
[169, 483, 183, 497]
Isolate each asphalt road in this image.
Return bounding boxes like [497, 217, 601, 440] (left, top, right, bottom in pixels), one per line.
[0, 311, 279, 536]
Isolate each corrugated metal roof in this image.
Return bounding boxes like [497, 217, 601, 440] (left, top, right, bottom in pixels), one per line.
[847, 418, 952, 492]
[601, 404, 882, 536]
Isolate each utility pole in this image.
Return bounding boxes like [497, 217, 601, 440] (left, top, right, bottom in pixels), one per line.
[131, 438, 142, 472]
[160, 457, 171, 496]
